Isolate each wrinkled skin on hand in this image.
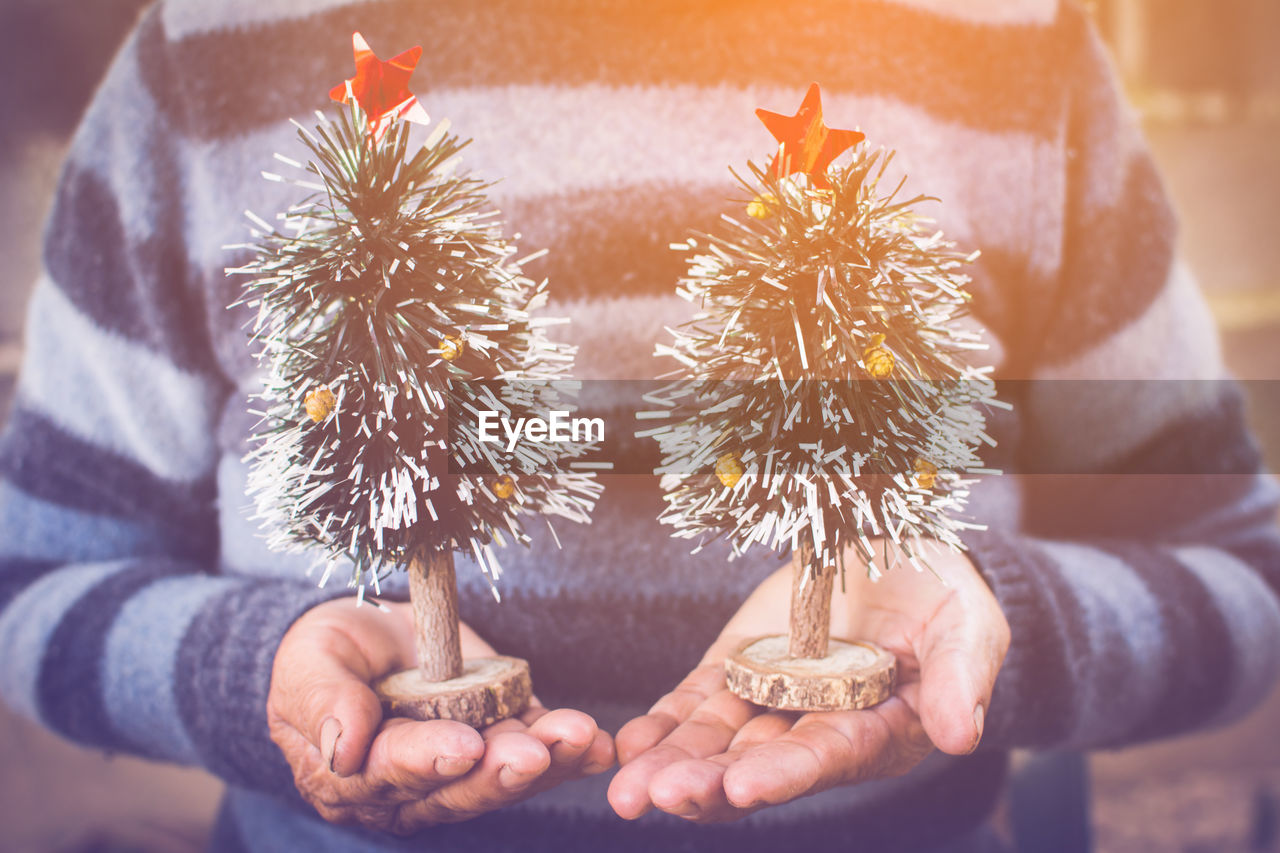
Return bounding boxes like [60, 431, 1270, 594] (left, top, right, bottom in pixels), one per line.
[268, 599, 615, 835]
[608, 540, 1009, 823]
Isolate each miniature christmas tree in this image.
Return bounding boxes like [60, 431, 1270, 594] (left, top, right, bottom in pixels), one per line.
[231, 34, 600, 727]
[644, 84, 1001, 712]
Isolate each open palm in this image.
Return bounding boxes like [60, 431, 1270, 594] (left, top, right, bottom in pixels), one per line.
[269, 600, 615, 835]
[607, 541, 1009, 823]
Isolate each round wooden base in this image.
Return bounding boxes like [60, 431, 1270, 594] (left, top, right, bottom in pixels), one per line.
[725, 635, 896, 712]
[374, 655, 532, 728]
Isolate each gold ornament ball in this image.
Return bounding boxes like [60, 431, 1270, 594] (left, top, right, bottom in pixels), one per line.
[440, 335, 465, 362]
[715, 453, 744, 488]
[493, 475, 516, 499]
[913, 458, 939, 490]
[862, 333, 895, 379]
[746, 193, 776, 220]
[304, 387, 336, 423]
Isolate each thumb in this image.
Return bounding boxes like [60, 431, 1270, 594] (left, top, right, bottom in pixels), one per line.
[272, 608, 408, 777]
[915, 612, 1002, 755]
[307, 676, 386, 777]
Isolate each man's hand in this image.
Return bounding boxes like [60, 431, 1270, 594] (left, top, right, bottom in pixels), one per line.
[268, 598, 615, 835]
[607, 540, 1008, 823]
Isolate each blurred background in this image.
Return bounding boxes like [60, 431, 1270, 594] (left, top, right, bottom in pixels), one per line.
[0, 0, 1277, 850]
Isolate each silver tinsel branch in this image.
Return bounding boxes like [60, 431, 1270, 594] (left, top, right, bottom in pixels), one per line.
[229, 100, 601, 593]
[642, 149, 1006, 579]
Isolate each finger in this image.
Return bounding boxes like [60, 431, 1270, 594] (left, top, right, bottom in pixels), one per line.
[318, 682, 386, 777]
[654, 687, 758, 759]
[648, 758, 736, 822]
[916, 611, 1002, 755]
[272, 661, 385, 777]
[352, 718, 487, 800]
[615, 665, 727, 764]
[581, 727, 617, 775]
[520, 709, 615, 787]
[614, 714, 677, 768]
[726, 711, 796, 751]
[271, 624, 402, 777]
[487, 701, 610, 774]
[609, 687, 756, 820]
[720, 712, 892, 808]
[526, 708, 600, 767]
[406, 730, 552, 824]
[648, 733, 779, 822]
[917, 645, 989, 754]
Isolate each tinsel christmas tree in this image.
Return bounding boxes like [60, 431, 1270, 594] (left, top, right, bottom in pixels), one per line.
[230, 34, 600, 726]
[644, 83, 1001, 711]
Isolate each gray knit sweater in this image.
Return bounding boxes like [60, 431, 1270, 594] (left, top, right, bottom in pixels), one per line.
[2, 1, 1278, 851]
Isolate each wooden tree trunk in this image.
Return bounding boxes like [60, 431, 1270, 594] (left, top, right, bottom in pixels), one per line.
[409, 550, 463, 682]
[376, 549, 533, 726]
[788, 540, 835, 659]
[725, 539, 896, 711]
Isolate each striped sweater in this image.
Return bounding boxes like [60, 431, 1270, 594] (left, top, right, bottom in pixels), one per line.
[2, 1, 1279, 850]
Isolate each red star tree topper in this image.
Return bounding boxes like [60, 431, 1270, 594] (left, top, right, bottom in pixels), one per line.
[329, 32, 430, 138]
[756, 82, 864, 189]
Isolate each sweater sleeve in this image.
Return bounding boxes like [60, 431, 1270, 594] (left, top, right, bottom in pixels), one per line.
[0, 6, 346, 793]
[966, 2, 1280, 750]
